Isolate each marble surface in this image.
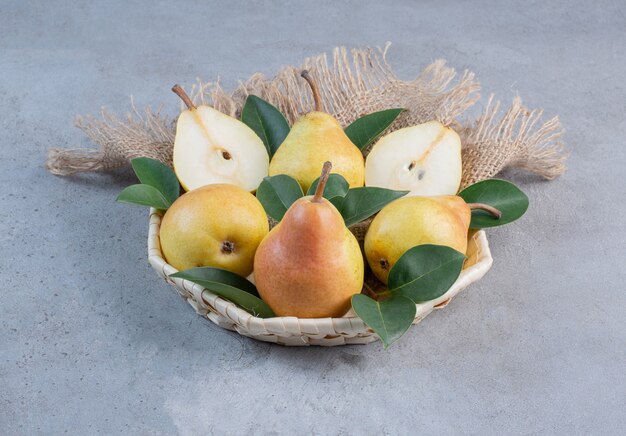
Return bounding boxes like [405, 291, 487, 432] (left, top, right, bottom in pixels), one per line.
[1, 1, 625, 434]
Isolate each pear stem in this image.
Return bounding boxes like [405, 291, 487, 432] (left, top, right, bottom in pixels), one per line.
[312, 161, 333, 203]
[171, 84, 196, 110]
[300, 70, 323, 112]
[467, 203, 502, 219]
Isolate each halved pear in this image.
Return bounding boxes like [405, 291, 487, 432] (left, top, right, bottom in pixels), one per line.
[172, 85, 269, 192]
[365, 121, 462, 196]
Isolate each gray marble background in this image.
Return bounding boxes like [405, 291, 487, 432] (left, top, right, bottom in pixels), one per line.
[2, 1, 625, 434]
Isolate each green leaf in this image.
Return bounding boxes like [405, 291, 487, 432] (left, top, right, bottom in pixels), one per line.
[388, 245, 466, 302]
[306, 173, 350, 200]
[116, 184, 171, 209]
[170, 267, 275, 318]
[338, 187, 408, 227]
[344, 108, 404, 150]
[458, 179, 529, 229]
[256, 175, 304, 221]
[329, 196, 346, 211]
[241, 95, 290, 158]
[130, 157, 180, 205]
[351, 294, 416, 348]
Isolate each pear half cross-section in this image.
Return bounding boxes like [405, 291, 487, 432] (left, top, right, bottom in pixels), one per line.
[365, 121, 462, 197]
[172, 88, 269, 192]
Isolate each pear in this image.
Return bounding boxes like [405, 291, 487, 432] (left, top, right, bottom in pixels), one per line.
[254, 162, 364, 318]
[171, 85, 269, 192]
[364, 196, 501, 284]
[365, 121, 462, 197]
[269, 71, 365, 192]
[160, 184, 269, 276]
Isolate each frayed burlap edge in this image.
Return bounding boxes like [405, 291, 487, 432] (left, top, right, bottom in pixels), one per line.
[46, 44, 566, 183]
[47, 102, 174, 176]
[459, 95, 566, 187]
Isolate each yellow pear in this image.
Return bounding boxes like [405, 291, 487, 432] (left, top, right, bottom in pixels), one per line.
[269, 71, 364, 192]
[365, 121, 462, 196]
[254, 162, 364, 318]
[171, 85, 269, 192]
[364, 196, 501, 284]
[160, 184, 269, 276]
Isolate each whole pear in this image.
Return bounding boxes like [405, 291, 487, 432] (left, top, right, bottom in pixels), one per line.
[365, 196, 501, 284]
[254, 162, 364, 318]
[160, 184, 269, 276]
[269, 71, 364, 192]
[365, 195, 470, 284]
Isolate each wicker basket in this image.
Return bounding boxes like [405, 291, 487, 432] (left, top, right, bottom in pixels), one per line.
[148, 209, 493, 346]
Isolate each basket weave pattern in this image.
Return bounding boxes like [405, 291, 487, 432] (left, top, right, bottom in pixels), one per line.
[148, 209, 493, 346]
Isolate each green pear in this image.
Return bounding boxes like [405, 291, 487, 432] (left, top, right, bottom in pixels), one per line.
[269, 71, 365, 192]
[254, 162, 364, 318]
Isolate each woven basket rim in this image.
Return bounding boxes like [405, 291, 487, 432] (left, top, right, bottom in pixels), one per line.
[147, 208, 493, 332]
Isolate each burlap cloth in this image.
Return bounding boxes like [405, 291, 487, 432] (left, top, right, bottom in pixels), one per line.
[46, 45, 566, 188]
